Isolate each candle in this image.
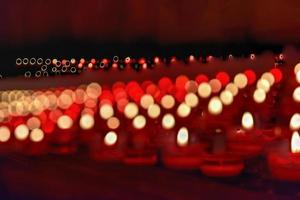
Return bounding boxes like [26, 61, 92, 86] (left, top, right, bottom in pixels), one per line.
[268, 131, 300, 181]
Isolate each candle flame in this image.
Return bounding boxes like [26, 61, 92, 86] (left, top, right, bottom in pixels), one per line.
[291, 131, 300, 153]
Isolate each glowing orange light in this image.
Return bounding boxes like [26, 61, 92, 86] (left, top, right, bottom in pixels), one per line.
[133, 115, 147, 129]
[161, 95, 175, 109]
[234, 73, 248, 89]
[107, 117, 120, 130]
[147, 104, 161, 119]
[140, 94, 154, 109]
[86, 82, 102, 99]
[124, 102, 139, 119]
[185, 93, 199, 108]
[198, 83, 212, 98]
[162, 113, 175, 130]
[26, 117, 41, 130]
[177, 103, 191, 118]
[209, 79, 222, 93]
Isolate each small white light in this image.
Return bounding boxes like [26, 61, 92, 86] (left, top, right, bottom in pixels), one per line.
[253, 89, 266, 103]
[177, 127, 189, 147]
[14, 124, 29, 141]
[177, 103, 191, 118]
[147, 104, 161, 119]
[30, 128, 44, 142]
[79, 114, 95, 130]
[57, 115, 73, 130]
[104, 131, 118, 146]
[198, 83, 212, 98]
[290, 113, 300, 130]
[293, 87, 300, 102]
[208, 97, 223, 115]
[241, 112, 254, 130]
[220, 90, 233, 105]
[257, 78, 270, 92]
[162, 113, 175, 130]
[124, 102, 139, 119]
[0, 126, 10, 142]
[234, 73, 248, 89]
[99, 104, 114, 120]
[140, 94, 154, 109]
[161, 95, 175, 109]
[132, 115, 146, 129]
[185, 93, 199, 108]
[291, 131, 300, 153]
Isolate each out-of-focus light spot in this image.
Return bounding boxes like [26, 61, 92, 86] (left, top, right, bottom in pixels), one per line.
[147, 104, 161, 119]
[209, 79, 222, 93]
[177, 127, 189, 147]
[0, 126, 10, 142]
[30, 128, 44, 142]
[185, 93, 199, 108]
[208, 97, 223, 115]
[161, 95, 175, 109]
[290, 113, 300, 130]
[262, 72, 275, 86]
[241, 112, 254, 130]
[99, 104, 114, 120]
[107, 117, 120, 130]
[133, 115, 146, 129]
[140, 94, 154, 109]
[216, 71, 230, 86]
[14, 124, 29, 141]
[234, 73, 248, 89]
[86, 82, 102, 99]
[124, 102, 139, 119]
[257, 78, 270, 92]
[198, 83, 212, 98]
[177, 103, 191, 118]
[220, 90, 233, 105]
[244, 69, 256, 85]
[225, 83, 238, 96]
[291, 131, 300, 153]
[26, 117, 41, 130]
[293, 87, 300, 102]
[57, 115, 73, 130]
[253, 89, 266, 103]
[104, 131, 118, 146]
[79, 114, 95, 130]
[162, 113, 175, 130]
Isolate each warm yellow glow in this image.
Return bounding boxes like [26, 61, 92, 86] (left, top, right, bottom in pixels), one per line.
[297, 71, 300, 84]
[294, 63, 300, 75]
[132, 115, 147, 129]
[257, 78, 270, 92]
[99, 104, 114, 120]
[57, 115, 73, 130]
[86, 82, 102, 99]
[26, 117, 41, 130]
[208, 97, 223, 115]
[198, 83, 212, 98]
[262, 72, 275, 86]
[0, 126, 10, 142]
[79, 114, 95, 130]
[107, 117, 120, 130]
[162, 113, 175, 130]
[293, 87, 300, 102]
[124, 102, 139, 119]
[177, 127, 189, 147]
[161, 95, 175, 109]
[234, 73, 248, 89]
[177, 103, 191, 118]
[185, 80, 198, 93]
[30, 128, 44, 142]
[241, 112, 254, 130]
[147, 104, 161, 119]
[104, 131, 118, 146]
[253, 89, 266, 103]
[209, 79, 222, 93]
[220, 90, 233, 105]
[291, 131, 300, 153]
[185, 93, 199, 108]
[140, 94, 154, 109]
[14, 124, 29, 141]
[290, 113, 300, 130]
[74, 88, 87, 104]
[58, 91, 73, 110]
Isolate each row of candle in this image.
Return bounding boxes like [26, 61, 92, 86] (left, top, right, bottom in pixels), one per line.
[2, 63, 300, 180]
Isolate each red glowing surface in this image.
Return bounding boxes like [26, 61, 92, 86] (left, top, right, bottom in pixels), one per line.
[216, 71, 230, 86]
[244, 69, 257, 85]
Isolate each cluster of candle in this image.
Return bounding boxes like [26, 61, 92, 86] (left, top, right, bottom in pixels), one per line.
[2, 63, 300, 180]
